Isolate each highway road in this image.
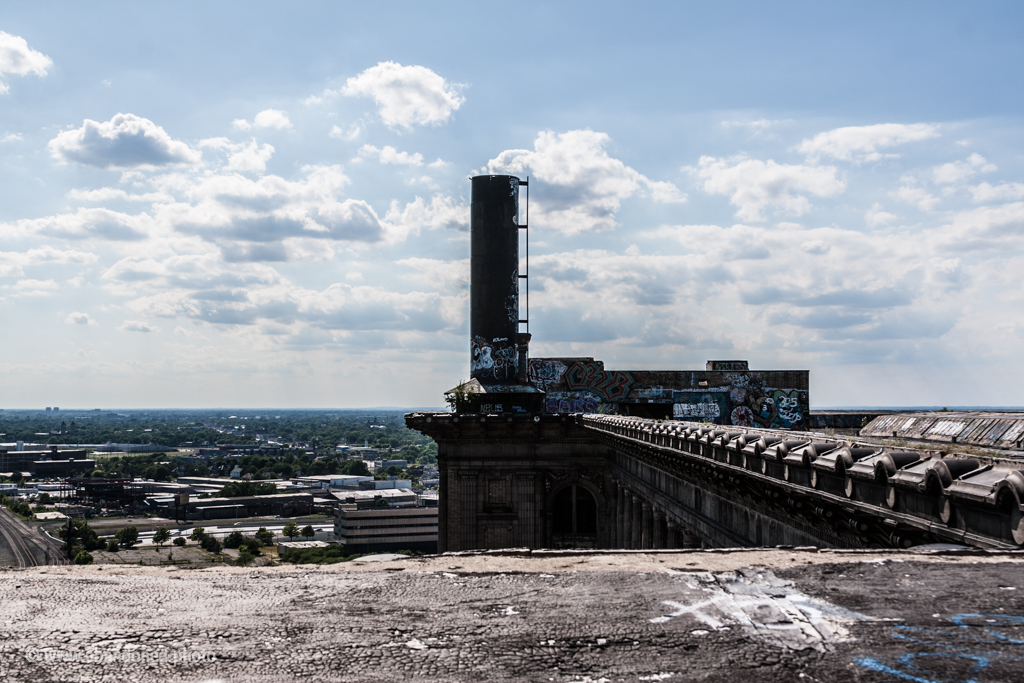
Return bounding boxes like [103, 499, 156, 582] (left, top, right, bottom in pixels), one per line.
[132, 521, 336, 544]
[38, 520, 337, 547]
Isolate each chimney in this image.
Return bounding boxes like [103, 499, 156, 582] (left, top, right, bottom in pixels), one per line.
[470, 175, 529, 385]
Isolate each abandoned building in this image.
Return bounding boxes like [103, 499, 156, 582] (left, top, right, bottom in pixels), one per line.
[407, 174, 1024, 553]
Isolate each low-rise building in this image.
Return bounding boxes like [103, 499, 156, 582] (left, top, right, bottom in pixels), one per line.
[32, 457, 96, 477]
[0, 447, 88, 473]
[334, 506, 437, 553]
[330, 488, 418, 509]
[277, 540, 330, 559]
[294, 474, 374, 489]
[359, 479, 412, 490]
[158, 492, 314, 520]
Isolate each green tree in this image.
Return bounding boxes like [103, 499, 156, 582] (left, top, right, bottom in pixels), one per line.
[301, 524, 315, 540]
[106, 539, 119, 552]
[201, 535, 221, 554]
[236, 548, 255, 566]
[190, 526, 207, 542]
[73, 551, 93, 565]
[153, 527, 171, 546]
[445, 380, 472, 412]
[224, 530, 244, 549]
[115, 526, 139, 548]
[339, 460, 371, 476]
[59, 519, 103, 553]
[374, 496, 390, 508]
[173, 537, 186, 547]
[218, 481, 278, 497]
[282, 521, 300, 539]
[254, 527, 274, 546]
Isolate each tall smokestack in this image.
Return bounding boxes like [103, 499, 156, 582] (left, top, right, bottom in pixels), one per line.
[470, 175, 528, 385]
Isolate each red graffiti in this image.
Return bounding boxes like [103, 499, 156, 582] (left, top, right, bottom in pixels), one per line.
[564, 362, 633, 401]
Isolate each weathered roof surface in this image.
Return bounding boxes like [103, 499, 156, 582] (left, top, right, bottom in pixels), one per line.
[862, 412, 1024, 449]
[3, 550, 1024, 681]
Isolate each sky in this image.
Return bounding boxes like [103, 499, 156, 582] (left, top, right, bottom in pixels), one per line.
[2, 2, 1023, 409]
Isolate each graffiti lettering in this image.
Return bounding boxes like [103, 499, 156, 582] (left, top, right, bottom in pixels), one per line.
[565, 361, 633, 401]
[633, 387, 671, 400]
[528, 359, 567, 392]
[471, 335, 518, 382]
[773, 389, 803, 427]
[544, 391, 601, 414]
[674, 402, 721, 419]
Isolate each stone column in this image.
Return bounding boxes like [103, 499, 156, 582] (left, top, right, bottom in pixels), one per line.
[666, 522, 679, 549]
[614, 483, 624, 548]
[631, 496, 643, 549]
[653, 510, 666, 549]
[622, 492, 633, 550]
[641, 502, 653, 549]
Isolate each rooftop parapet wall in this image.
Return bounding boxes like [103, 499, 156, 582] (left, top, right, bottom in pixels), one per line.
[527, 357, 809, 429]
[862, 412, 1024, 451]
[580, 414, 1024, 549]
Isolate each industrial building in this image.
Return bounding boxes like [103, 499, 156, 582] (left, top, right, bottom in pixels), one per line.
[0, 447, 91, 475]
[334, 506, 438, 553]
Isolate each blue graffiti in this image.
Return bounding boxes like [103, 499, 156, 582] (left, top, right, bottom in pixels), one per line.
[855, 614, 1024, 682]
[855, 654, 989, 683]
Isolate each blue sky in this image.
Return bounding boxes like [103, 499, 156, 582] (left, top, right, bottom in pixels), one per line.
[2, 2, 1023, 408]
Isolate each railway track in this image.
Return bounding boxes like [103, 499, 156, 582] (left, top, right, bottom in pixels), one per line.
[0, 507, 66, 567]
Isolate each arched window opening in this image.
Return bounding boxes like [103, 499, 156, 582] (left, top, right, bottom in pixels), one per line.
[551, 485, 598, 548]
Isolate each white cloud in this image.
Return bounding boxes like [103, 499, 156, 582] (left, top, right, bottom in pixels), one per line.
[696, 156, 845, 222]
[65, 311, 97, 326]
[396, 257, 469, 292]
[932, 153, 997, 184]
[356, 144, 423, 166]
[253, 109, 292, 130]
[118, 320, 160, 333]
[484, 129, 685, 234]
[329, 123, 362, 141]
[1, 132, 22, 142]
[798, 123, 940, 162]
[234, 109, 293, 131]
[0, 31, 52, 94]
[896, 186, 940, 211]
[384, 194, 468, 240]
[721, 118, 788, 130]
[0, 246, 98, 277]
[48, 113, 201, 169]
[2, 207, 154, 241]
[66, 187, 173, 203]
[970, 182, 1024, 202]
[864, 203, 897, 227]
[227, 140, 274, 173]
[940, 202, 1024, 249]
[198, 137, 275, 172]
[342, 61, 465, 130]
[9, 278, 58, 296]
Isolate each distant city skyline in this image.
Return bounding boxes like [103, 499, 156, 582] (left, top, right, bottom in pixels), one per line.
[2, 2, 1023, 408]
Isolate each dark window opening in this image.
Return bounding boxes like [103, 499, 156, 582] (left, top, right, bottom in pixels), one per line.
[552, 485, 597, 535]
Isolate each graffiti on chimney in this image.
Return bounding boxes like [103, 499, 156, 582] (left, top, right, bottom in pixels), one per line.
[471, 335, 519, 382]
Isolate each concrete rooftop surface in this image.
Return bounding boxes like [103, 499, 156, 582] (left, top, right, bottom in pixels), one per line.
[1, 549, 1023, 682]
